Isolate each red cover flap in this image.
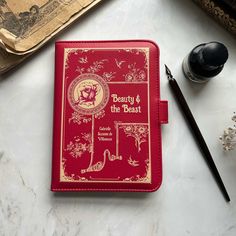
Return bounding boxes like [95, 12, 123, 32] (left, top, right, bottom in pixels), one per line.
[51, 40, 167, 192]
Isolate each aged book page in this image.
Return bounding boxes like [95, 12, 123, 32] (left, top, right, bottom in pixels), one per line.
[0, 0, 101, 54]
[0, 0, 103, 73]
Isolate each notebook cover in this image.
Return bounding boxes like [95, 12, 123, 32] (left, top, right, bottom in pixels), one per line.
[51, 40, 168, 192]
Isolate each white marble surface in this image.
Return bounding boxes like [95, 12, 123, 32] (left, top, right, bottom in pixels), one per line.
[0, 0, 236, 235]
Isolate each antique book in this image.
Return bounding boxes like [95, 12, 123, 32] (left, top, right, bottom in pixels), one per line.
[0, 0, 104, 73]
[193, 0, 236, 37]
[51, 40, 168, 192]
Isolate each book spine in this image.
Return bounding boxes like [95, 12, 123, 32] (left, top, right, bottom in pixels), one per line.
[193, 0, 236, 37]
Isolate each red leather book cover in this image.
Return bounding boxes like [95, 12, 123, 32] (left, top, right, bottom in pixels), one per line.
[51, 40, 168, 192]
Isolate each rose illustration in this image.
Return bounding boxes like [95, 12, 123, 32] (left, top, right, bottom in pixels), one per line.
[76, 83, 100, 106]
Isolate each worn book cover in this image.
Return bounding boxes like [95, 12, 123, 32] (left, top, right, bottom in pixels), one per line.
[51, 40, 168, 192]
[0, 0, 104, 73]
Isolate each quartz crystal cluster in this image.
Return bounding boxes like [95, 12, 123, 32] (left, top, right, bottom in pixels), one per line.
[220, 113, 236, 151]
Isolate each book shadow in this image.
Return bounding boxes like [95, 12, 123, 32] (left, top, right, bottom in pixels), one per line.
[52, 191, 152, 200]
[48, 191, 161, 212]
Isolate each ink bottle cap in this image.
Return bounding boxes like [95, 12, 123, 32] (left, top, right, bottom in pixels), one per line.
[182, 42, 228, 83]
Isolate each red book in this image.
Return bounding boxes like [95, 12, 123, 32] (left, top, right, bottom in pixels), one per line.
[51, 40, 168, 192]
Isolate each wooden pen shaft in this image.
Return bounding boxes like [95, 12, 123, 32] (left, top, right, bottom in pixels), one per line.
[169, 78, 230, 202]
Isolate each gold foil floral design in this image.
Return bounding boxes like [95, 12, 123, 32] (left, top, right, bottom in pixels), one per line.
[69, 110, 105, 125]
[69, 111, 91, 125]
[66, 133, 92, 158]
[120, 124, 149, 152]
[78, 56, 88, 64]
[87, 59, 108, 73]
[124, 63, 146, 82]
[76, 66, 85, 74]
[102, 72, 116, 81]
[220, 113, 236, 151]
[75, 59, 108, 74]
[75, 59, 116, 82]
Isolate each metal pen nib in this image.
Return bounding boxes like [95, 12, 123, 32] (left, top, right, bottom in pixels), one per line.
[164, 64, 173, 80]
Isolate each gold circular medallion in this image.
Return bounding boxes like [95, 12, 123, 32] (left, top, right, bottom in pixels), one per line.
[68, 73, 109, 115]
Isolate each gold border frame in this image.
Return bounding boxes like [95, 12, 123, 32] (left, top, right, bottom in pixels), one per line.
[60, 47, 151, 184]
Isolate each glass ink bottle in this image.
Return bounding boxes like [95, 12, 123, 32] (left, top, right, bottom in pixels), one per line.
[182, 42, 228, 83]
